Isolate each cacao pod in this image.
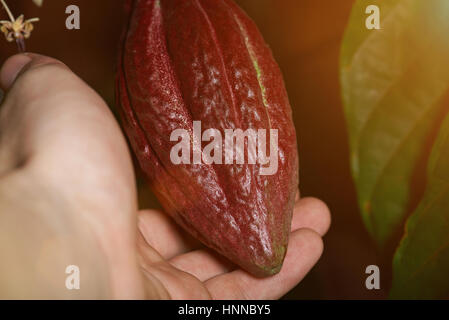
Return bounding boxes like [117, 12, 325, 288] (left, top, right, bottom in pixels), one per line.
[116, 0, 299, 277]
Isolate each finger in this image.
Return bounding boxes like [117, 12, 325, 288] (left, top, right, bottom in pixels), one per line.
[138, 209, 202, 259]
[136, 231, 181, 299]
[0, 54, 134, 188]
[0, 54, 43, 174]
[137, 232, 212, 299]
[1, 53, 134, 178]
[0, 54, 32, 90]
[137, 222, 210, 300]
[137, 226, 165, 263]
[291, 197, 331, 236]
[169, 248, 235, 282]
[205, 228, 323, 300]
[141, 260, 212, 300]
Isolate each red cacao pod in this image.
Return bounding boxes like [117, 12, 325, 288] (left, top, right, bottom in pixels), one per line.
[116, 0, 298, 277]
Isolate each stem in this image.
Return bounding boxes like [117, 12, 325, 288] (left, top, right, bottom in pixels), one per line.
[0, 0, 15, 22]
[16, 38, 25, 53]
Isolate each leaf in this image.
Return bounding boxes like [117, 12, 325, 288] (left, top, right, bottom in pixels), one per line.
[32, 0, 43, 7]
[391, 111, 449, 299]
[341, 0, 449, 247]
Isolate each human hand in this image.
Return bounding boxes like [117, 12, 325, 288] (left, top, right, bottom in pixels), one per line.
[137, 193, 330, 299]
[0, 53, 330, 299]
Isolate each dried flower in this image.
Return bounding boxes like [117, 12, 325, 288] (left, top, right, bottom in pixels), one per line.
[0, 0, 39, 52]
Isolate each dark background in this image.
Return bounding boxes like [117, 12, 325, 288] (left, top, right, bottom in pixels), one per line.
[0, 0, 386, 299]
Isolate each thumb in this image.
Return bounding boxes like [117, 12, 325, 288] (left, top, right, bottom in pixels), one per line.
[0, 53, 74, 174]
[0, 53, 34, 91]
[0, 54, 131, 185]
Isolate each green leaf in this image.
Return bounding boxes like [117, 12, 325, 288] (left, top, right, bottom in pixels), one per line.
[341, 0, 449, 247]
[391, 112, 449, 299]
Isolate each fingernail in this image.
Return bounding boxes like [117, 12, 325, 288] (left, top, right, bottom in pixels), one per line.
[0, 54, 33, 91]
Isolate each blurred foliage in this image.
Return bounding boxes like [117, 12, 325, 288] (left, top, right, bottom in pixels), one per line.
[342, 0, 449, 298]
[341, 0, 449, 247]
[391, 104, 449, 299]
